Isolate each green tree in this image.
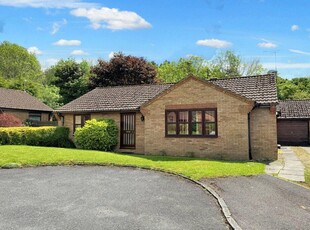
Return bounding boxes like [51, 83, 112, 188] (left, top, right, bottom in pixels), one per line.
[89, 53, 157, 88]
[277, 77, 298, 100]
[0, 41, 43, 82]
[157, 56, 211, 83]
[39, 85, 62, 109]
[157, 52, 265, 83]
[277, 76, 310, 100]
[0, 41, 63, 108]
[212, 50, 265, 78]
[52, 59, 90, 104]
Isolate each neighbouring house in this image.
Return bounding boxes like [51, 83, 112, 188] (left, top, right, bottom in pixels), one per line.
[277, 100, 310, 146]
[0, 88, 53, 124]
[56, 74, 278, 161]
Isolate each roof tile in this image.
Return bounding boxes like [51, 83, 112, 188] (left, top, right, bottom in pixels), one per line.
[57, 84, 173, 112]
[57, 74, 278, 113]
[277, 100, 310, 119]
[209, 74, 278, 104]
[0, 88, 52, 112]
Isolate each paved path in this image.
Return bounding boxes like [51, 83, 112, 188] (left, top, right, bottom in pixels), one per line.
[201, 175, 310, 230]
[0, 166, 229, 230]
[302, 146, 310, 154]
[266, 146, 305, 182]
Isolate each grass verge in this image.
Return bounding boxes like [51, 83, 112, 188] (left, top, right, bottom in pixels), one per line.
[0, 145, 265, 180]
[291, 147, 310, 189]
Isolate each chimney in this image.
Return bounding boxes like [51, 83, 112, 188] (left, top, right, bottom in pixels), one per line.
[267, 70, 278, 76]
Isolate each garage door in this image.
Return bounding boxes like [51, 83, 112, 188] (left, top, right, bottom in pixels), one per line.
[277, 120, 309, 146]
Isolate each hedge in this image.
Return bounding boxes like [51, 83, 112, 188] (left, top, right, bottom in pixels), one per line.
[74, 119, 118, 151]
[0, 126, 74, 148]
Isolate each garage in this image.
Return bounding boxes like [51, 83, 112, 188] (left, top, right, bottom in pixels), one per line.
[277, 100, 310, 146]
[277, 119, 309, 145]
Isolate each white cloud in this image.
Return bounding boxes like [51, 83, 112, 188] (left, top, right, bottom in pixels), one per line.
[71, 49, 88, 55]
[53, 39, 81, 46]
[27, 46, 43, 55]
[108, 51, 115, 59]
[196, 39, 232, 48]
[289, 49, 310, 56]
[41, 58, 59, 70]
[51, 19, 67, 35]
[0, 0, 98, 8]
[70, 7, 152, 30]
[291, 25, 299, 31]
[257, 42, 277, 48]
[263, 62, 310, 69]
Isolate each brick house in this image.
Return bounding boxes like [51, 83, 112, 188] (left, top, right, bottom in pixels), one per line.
[0, 88, 53, 123]
[277, 100, 310, 146]
[56, 74, 278, 161]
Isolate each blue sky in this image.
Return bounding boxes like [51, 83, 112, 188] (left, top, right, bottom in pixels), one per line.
[0, 0, 310, 79]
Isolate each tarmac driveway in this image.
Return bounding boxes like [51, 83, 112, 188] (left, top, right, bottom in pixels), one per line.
[0, 166, 228, 230]
[201, 174, 310, 230]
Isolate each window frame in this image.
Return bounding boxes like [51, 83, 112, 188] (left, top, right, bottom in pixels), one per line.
[165, 108, 218, 138]
[28, 112, 42, 121]
[73, 114, 91, 132]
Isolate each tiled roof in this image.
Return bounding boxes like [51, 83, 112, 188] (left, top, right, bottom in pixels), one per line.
[57, 74, 278, 113]
[56, 84, 174, 112]
[277, 100, 310, 119]
[209, 74, 278, 104]
[0, 88, 52, 112]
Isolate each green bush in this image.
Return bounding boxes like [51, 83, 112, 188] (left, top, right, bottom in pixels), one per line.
[0, 126, 74, 148]
[74, 119, 118, 151]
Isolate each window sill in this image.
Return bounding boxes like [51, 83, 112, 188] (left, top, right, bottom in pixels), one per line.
[165, 135, 218, 138]
[120, 147, 136, 150]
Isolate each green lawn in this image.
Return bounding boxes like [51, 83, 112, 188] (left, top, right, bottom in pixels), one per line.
[0, 145, 265, 180]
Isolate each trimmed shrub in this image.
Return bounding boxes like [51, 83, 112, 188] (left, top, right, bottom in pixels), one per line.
[0, 113, 22, 127]
[0, 126, 74, 148]
[74, 119, 118, 151]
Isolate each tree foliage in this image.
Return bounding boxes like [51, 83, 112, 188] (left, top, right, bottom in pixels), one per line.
[0, 41, 43, 93]
[89, 53, 157, 88]
[0, 113, 22, 127]
[277, 76, 310, 100]
[52, 59, 90, 104]
[0, 41, 61, 108]
[157, 56, 211, 82]
[211, 50, 265, 78]
[157, 51, 265, 83]
[0, 41, 42, 81]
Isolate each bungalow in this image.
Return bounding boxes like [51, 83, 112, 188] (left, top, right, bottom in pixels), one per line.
[277, 100, 310, 146]
[56, 74, 278, 161]
[0, 88, 53, 123]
